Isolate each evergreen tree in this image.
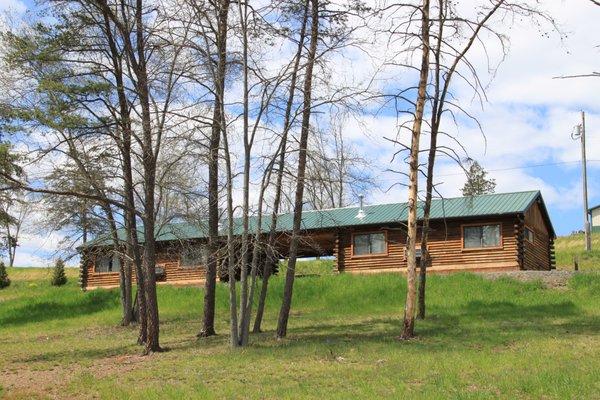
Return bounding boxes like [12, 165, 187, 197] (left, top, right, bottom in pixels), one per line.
[0, 142, 22, 226]
[462, 161, 496, 197]
[0, 260, 10, 289]
[51, 258, 67, 286]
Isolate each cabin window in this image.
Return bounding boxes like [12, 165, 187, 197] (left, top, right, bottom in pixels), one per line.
[95, 255, 121, 273]
[353, 232, 386, 256]
[463, 224, 501, 249]
[181, 246, 206, 268]
[524, 227, 535, 243]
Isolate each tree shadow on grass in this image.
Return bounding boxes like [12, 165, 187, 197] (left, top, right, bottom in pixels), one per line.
[0, 290, 118, 327]
[272, 299, 599, 351]
[414, 299, 599, 348]
[17, 344, 136, 364]
[462, 300, 578, 320]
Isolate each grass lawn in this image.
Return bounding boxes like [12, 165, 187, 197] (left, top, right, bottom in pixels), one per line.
[1, 264, 599, 399]
[554, 232, 600, 271]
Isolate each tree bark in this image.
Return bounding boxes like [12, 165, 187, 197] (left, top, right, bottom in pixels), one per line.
[220, 105, 239, 347]
[199, 0, 231, 338]
[252, 0, 310, 335]
[238, 0, 252, 346]
[276, 0, 319, 339]
[416, 0, 503, 320]
[106, 206, 134, 327]
[417, 0, 443, 320]
[132, 0, 161, 354]
[400, 0, 430, 340]
[101, 7, 145, 335]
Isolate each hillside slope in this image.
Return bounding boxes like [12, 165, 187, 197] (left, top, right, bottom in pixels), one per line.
[1, 264, 600, 399]
[554, 233, 600, 271]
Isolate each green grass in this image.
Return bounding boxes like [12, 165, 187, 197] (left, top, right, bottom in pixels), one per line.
[283, 258, 335, 276]
[0, 266, 599, 399]
[554, 232, 600, 271]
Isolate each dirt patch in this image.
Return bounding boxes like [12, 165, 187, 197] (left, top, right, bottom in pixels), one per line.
[477, 270, 578, 288]
[93, 353, 147, 379]
[1, 363, 71, 399]
[1, 353, 148, 399]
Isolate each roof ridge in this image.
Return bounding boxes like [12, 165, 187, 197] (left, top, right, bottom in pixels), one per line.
[162, 191, 543, 219]
[300, 190, 541, 213]
[81, 190, 547, 248]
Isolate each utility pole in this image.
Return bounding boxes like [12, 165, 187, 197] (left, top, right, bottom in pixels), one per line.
[572, 111, 592, 251]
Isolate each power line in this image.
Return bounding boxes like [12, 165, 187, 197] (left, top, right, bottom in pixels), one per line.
[375, 159, 600, 181]
[438, 159, 600, 177]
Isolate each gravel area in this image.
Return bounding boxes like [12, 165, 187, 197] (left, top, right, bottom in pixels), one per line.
[477, 270, 579, 288]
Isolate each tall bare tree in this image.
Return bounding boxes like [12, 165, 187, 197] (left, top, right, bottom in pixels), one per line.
[276, 0, 320, 339]
[399, 0, 430, 340]
[417, 0, 552, 320]
[192, 0, 231, 338]
[252, 0, 311, 335]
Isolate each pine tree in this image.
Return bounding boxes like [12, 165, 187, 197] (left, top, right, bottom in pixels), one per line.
[51, 258, 67, 286]
[462, 161, 496, 197]
[0, 260, 10, 289]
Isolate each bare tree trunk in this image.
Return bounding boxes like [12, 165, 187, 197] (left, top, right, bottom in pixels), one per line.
[240, 156, 276, 344]
[237, 0, 251, 346]
[7, 225, 16, 268]
[105, 206, 134, 327]
[221, 103, 239, 347]
[276, 0, 319, 339]
[416, 0, 504, 320]
[199, 0, 230, 338]
[252, 0, 309, 334]
[99, 0, 147, 343]
[400, 0, 430, 340]
[121, 116, 146, 337]
[82, 209, 88, 245]
[5, 199, 30, 268]
[417, 0, 443, 320]
[124, 148, 146, 337]
[130, 0, 161, 354]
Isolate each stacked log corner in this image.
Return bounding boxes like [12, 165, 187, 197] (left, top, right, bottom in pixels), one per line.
[549, 238, 556, 270]
[79, 252, 88, 291]
[516, 215, 525, 270]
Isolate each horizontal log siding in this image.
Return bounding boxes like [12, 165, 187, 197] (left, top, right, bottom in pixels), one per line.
[84, 250, 205, 289]
[338, 216, 519, 274]
[523, 202, 552, 270]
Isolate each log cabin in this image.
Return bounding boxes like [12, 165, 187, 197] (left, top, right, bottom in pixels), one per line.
[79, 190, 556, 289]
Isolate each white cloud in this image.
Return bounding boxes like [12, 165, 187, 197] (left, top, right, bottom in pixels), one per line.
[0, 0, 25, 14]
[12, 250, 51, 268]
[6, 0, 600, 261]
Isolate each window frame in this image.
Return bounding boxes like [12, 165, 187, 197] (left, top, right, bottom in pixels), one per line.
[461, 223, 503, 251]
[351, 230, 388, 258]
[179, 244, 207, 269]
[524, 226, 535, 244]
[93, 253, 121, 274]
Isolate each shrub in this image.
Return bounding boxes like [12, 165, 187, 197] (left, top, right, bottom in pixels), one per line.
[0, 261, 10, 289]
[51, 258, 67, 286]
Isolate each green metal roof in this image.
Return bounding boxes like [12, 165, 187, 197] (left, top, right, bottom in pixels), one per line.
[589, 204, 600, 213]
[84, 190, 553, 248]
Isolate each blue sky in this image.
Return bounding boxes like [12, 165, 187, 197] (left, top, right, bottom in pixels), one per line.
[1, 0, 600, 267]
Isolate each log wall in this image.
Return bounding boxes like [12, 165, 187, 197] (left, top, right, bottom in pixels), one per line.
[83, 208, 554, 288]
[337, 216, 521, 274]
[523, 201, 552, 270]
[84, 245, 206, 289]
